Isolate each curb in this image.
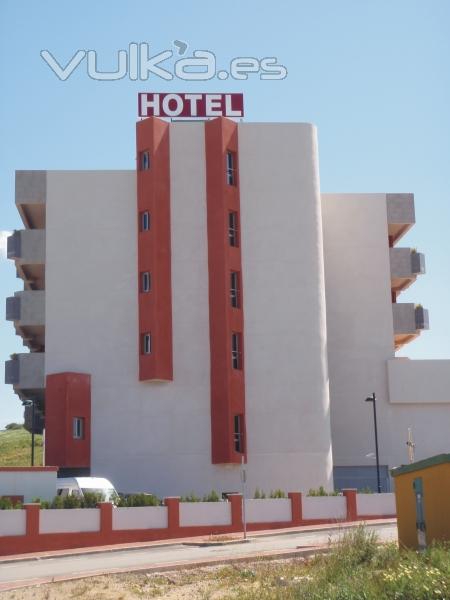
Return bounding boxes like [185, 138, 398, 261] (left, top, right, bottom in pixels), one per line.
[0, 518, 396, 565]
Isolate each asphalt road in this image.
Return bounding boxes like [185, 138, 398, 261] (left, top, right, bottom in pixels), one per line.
[0, 522, 397, 590]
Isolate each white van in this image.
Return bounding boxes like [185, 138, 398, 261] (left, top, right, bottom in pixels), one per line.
[56, 477, 118, 502]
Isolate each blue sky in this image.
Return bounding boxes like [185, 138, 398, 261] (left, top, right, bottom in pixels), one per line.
[0, 0, 449, 428]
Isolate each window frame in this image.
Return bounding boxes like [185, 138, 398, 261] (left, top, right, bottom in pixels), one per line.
[140, 211, 150, 232]
[142, 332, 152, 355]
[233, 415, 244, 453]
[228, 211, 239, 247]
[72, 417, 84, 440]
[141, 271, 151, 293]
[226, 151, 237, 186]
[140, 150, 150, 171]
[230, 271, 240, 308]
[231, 332, 242, 370]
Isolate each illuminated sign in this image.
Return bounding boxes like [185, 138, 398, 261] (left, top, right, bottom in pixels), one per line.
[138, 93, 244, 118]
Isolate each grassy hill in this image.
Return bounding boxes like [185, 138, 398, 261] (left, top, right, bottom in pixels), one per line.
[0, 427, 43, 466]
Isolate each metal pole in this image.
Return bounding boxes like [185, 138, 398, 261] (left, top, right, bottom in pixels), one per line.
[241, 456, 247, 540]
[371, 393, 381, 493]
[31, 400, 35, 467]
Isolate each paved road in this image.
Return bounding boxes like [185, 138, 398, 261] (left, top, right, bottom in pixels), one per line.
[0, 522, 397, 590]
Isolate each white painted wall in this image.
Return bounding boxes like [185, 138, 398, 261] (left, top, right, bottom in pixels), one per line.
[239, 123, 333, 492]
[356, 493, 396, 516]
[179, 502, 231, 527]
[44, 122, 333, 498]
[112, 506, 168, 530]
[0, 470, 56, 502]
[322, 193, 450, 476]
[40, 508, 100, 533]
[0, 511, 26, 536]
[245, 498, 291, 523]
[302, 496, 347, 520]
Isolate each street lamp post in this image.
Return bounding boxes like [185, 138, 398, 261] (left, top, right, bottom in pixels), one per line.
[22, 399, 35, 466]
[365, 393, 381, 493]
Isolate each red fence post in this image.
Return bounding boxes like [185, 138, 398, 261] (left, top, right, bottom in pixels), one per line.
[24, 503, 40, 538]
[228, 494, 243, 532]
[98, 502, 113, 536]
[288, 492, 303, 525]
[342, 489, 358, 521]
[164, 497, 180, 537]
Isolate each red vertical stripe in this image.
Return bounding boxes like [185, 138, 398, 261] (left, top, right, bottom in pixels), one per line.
[45, 373, 91, 468]
[136, 118, 173, 381]
[205, 117, 246, 464]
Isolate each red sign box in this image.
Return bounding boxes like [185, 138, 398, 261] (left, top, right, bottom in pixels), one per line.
[138, 93, 244, 118]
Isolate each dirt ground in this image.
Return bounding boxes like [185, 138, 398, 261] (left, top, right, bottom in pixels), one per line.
[0, 559, 299, 600]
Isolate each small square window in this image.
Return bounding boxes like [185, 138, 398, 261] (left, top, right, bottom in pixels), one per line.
[141, 272, 151, 293]
[73, 417, 84, 440]
[140, 151, 150, 171]
[142, 333, 152, 355]
[226, 151, 237, 185]
[140, 211, 150, 232]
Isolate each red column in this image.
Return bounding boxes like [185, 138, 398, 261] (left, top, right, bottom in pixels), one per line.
[136, 117, 173, 382]
[98, 502, 113, 535]
[205, 117, 246, 464]
[288, 492, 303, 525]
[24, 503, 40, 537]
[228, 493, 243, 531]
[164, 497, 180, 536]
[343, 489, 358, 521]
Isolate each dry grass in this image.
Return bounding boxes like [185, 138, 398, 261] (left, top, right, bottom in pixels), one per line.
[0, 428, 43, 467]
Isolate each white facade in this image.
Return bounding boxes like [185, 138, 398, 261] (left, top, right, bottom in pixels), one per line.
[6, 120, 450, 496]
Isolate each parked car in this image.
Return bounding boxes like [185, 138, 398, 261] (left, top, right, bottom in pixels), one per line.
[56, 477, 118, 502]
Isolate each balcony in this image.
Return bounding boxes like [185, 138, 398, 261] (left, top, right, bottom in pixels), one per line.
[390, 248, 426, 295]
[15, 170, 46, 229]
[5, 352, 45, 403]
[7, 229, 45, 290]
[386, 193, 415, 245]
[6, 291, 45, 351]
[393, 303, 429, 350]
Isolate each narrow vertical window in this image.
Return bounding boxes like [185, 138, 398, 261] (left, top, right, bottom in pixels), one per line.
[141, 272, 151, 293]
[142, 333, 152, 355]
[230, 271, 240, 308]
[226, 151, 236, 185]
[140, 150, 150, 171]
[140, 211, 150, 231]
[233, 415, 244, 453]
[73, 417, 84, 440]
[228, 211, 239, 247]
[231, 332, 242, 370]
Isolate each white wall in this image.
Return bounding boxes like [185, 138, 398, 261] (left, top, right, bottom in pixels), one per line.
[0, 470, 56, 502]
[179, 502, 231, 527]
[245, 498, 291, 523]
[322, 193, 450, 473]
[44, 122, 333, 498]
[388, 359, 450, 403]
[40, 508, 100, 533]
[0, 511, 26, 536]
[356, 493, 396, 516]
[239, 123, 333, 492]
[113, 506, 168, 530]
[302, 496, 347, 520]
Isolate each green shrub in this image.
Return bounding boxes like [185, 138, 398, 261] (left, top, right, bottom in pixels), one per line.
[117, 493, 161, 507]
[307, 486, 340, 496]
[269, 489, 286, 499]
[202, 489, 220, 502]
[4, 423, 23, 430]
[254, 487, 266, 499]
[0, 497, 22, 510]
[358, 486, 374, 494]
[180, 492, 202, 503]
